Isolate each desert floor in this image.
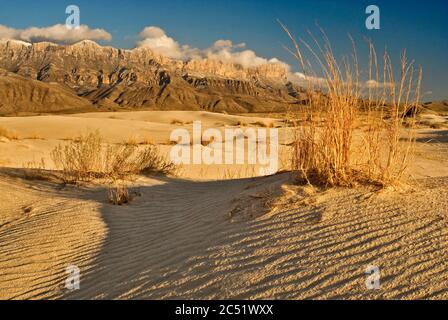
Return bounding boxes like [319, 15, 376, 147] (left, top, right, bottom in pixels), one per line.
[0, 111, 447, 299]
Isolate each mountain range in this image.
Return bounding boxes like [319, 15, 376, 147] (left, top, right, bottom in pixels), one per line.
[0, 40, 306, 115]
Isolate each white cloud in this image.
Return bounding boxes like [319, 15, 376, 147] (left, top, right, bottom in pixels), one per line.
[0, 24, 112, 44]
[288, 72, 327, 86]
[204, 40, 280, 68]
[363, 79, 394, 89]
[136, 26, 286, 69]
[0, 25, 20, 40]
[137, 26, 202, 60]
[287, 74, 398, 89]
[139, 26, 166, 39]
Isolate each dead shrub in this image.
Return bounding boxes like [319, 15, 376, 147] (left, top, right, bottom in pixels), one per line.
[23, 158, 48, 180]
[171, 119, 184, 126]
[0, 127, 18, 140]
[51, 130, 176, 183]
[251, 121, 268, 127]
[108, 184, 132, 205]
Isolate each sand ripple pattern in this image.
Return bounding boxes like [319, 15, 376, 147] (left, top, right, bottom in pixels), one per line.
[0, 174, 446, 299]
[0, 178, 106, 299]
[66, 176, 447, 300]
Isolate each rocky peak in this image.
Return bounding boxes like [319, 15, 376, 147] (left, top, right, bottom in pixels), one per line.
[184, 58, 287, 82]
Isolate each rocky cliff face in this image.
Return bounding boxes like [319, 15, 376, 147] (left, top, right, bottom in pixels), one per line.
[0, 40, 305, 114]
[0, 69, 93, 115]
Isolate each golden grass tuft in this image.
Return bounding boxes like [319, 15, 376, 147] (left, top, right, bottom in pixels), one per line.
[108, 184, 132, 205]
[281, 24, 421, 188]
[251, 121, 268, 127]
[23, 158, 48, 180]
[0, 127, 19, 140]
[171, 119, 184, 126]
[51, 131, 176, 183]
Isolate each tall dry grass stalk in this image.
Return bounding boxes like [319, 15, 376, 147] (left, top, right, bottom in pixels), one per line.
[281, 24, 422, 187]
[51, 131, 175, 183]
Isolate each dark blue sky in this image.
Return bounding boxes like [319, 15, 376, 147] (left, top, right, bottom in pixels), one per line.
[0, 0, 446, 99]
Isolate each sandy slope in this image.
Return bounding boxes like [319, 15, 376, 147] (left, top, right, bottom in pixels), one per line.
[0, 111, 447, 299]
[0, 174, 107, 299]
[0, 172, 446, 299]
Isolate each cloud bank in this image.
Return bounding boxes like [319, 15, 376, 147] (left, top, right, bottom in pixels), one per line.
[136, 26, 287, 69]
[0, 24, 112, 44]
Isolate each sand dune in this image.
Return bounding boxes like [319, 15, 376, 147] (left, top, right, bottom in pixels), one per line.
[0, 111, 447, 299]
[0, 172, 446, 299]
[0, 111, 446, 179]
[0, 174, 107, 299]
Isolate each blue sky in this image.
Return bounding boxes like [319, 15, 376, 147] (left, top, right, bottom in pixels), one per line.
[0, 0, 446, 100]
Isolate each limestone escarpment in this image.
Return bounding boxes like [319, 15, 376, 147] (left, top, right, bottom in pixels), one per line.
[0, 40, 306, 114]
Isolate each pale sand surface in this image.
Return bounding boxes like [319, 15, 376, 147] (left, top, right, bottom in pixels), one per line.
[0, 111, 447, 299]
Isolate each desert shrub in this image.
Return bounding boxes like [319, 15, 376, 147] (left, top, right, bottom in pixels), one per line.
[25, 134, 44, 140]
[108, 184, 132, 205]
[251, 121, 268, 127]
[139, 136, 153, 145]
[171, 119, 184, 125]
[23, 158, 48, 180]
[0, 127, 18, 140]
[282, 24, 421, 187]
[125, 136, 139, 146]
[51, 131, 175, 183]
[134, 144, 177, 174]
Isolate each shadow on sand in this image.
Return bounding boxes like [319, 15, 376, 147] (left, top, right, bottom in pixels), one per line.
[415, 130, 448, 144]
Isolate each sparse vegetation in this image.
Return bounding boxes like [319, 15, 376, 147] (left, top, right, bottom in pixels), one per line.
[125, 136, 139, 146]
[139, 136, 153, 145]
[251, 121, 268, 127]
[108, 184, 133, 205]
[25, 134, 44, 140]
[0, 127, 18, 140]
[51, 131, 176, 183]
[282, 24, 422, 187]
[171, 119, 184, 126]
[23, 158, 48, 180]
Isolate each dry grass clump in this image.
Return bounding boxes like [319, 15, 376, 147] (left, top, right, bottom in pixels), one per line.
[282, 24, 422, 188]
[171, 119, 184, 126]
[125, 136, 139, 146]
[0, 127, 18, 140]
[139, 136, 153, 145]
[25, 134, 44, 140]
[23, 158, 48, 180]
[251, 121, 268, 127]
[108, 184, 132, 205]
[51, 131, 175, 183]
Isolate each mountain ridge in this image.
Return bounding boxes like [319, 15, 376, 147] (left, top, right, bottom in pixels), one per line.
[0, 40, 305, 115]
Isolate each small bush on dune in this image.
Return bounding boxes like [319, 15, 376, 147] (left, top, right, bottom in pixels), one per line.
[108, 184, 132, 205]
[251, 121, 268, 127]
[171, 119, 184, 126]
[51, 131, 175, 183]
[0, 127, 19, 140]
